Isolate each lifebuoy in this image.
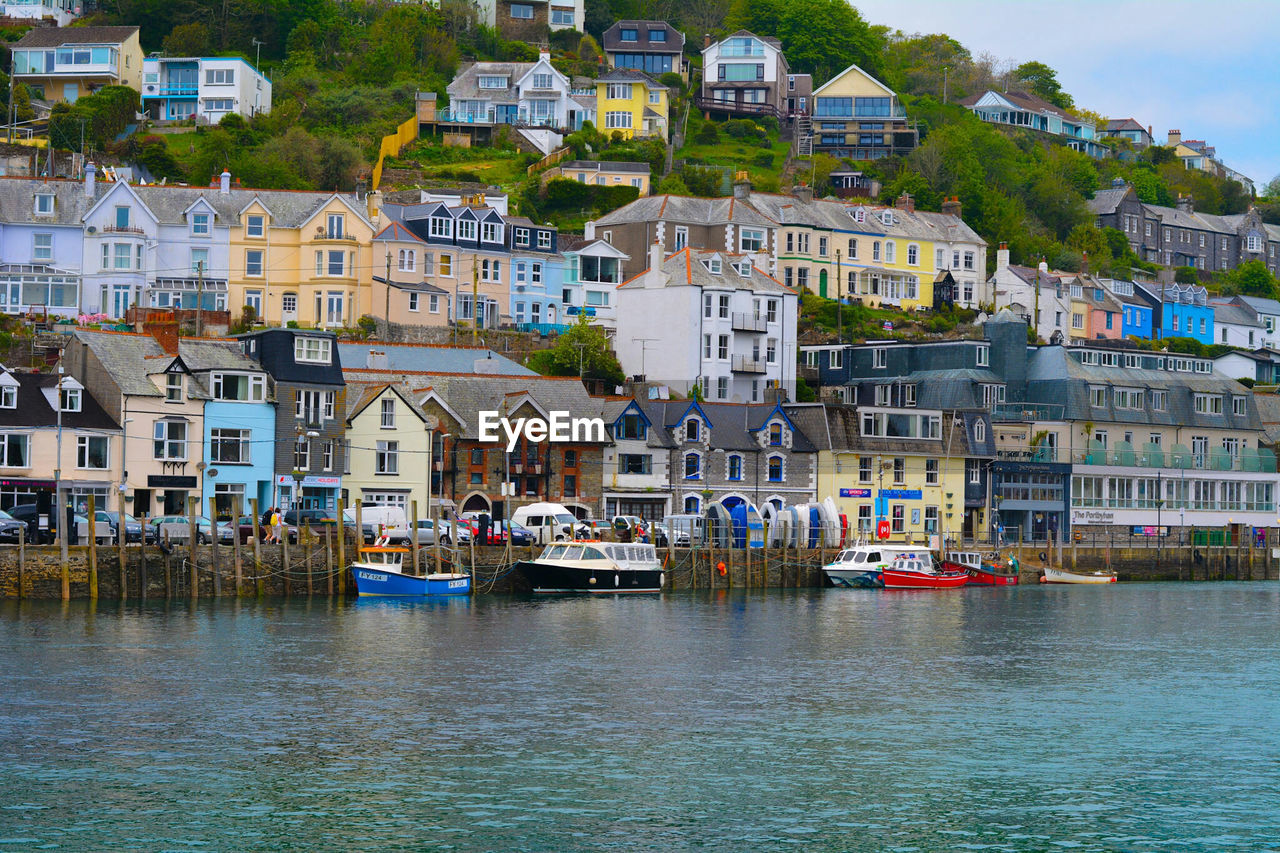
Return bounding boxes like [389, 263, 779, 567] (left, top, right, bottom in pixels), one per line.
[717, 561, 727, 576]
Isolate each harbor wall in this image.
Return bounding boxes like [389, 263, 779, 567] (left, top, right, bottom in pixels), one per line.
[0, 535, 1274, 600]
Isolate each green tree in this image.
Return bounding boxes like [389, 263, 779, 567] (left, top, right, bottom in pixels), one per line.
[1013, 60, 1073, 110]
[1265, 174, 1280, 200]
[162, 22, 211, 57]
[526, 314, 626, 384]
[1223, 260, 1279, 300]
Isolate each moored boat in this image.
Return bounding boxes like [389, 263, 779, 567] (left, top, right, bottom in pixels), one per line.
[941, 550, 1021, 586]
[351, 546, 472, 596]
[514, 541, 665, 593]
[881, 552, 970, 589]
[1042, 565, 1117, 584]
[822, 544, 917, 588]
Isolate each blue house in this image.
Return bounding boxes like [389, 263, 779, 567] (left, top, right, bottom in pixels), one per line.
[184, 339, 277, 519]
[1136, 282, 1213, 344]
[507, 215, 568, 333]
[1102, 279, 1153, 340]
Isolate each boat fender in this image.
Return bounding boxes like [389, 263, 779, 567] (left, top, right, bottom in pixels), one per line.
[660, 572, 666, 587]
[588, 576, 596, 584]
[717, 561, 726, 577]
[1039, 551, 1047, 562]
[1038, 574, 1047, 584]
[1193, 549, 1203, 564]
[614, 573, 619, 587]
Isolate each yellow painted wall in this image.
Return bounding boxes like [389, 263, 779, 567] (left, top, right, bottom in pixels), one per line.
[816, 448, 971, 544]
[344, 387, 433, 513]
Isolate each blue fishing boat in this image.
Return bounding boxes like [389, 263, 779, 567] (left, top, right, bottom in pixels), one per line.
[350, 546, 472, 596]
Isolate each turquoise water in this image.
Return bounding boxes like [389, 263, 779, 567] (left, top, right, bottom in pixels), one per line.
[2, 585, 1279, 852]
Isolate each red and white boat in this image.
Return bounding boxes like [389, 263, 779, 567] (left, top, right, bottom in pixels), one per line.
[880, 552, 970, 589]
[940, 550, 1021, 586]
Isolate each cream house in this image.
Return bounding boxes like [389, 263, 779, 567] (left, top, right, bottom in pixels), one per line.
[341, 379, 435, 516]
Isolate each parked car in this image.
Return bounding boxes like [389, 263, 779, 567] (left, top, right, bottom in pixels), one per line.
[0, 508, 27, 543]
[404, 518, 472, 546]
[510, 502, 590, 543]
[651, 522, 690, 548]
[228, 515, 297, 545]
[284, 508, 341, 528]
[147, 515, 223, 545]
[583, 518, 612, 539]
[612, 515, 649, 543]
[97, 511, 150, 544]
[9, 504, 114, 545]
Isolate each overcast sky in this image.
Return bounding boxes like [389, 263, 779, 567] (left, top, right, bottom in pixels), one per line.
[854, 0, 1279, 189]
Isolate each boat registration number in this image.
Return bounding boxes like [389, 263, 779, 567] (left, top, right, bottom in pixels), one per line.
[448, 579, 468, 589]
[357, 571, 385, 582]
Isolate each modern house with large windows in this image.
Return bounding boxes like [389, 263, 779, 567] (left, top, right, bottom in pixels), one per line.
[698, 30, 792, 119]
[603, 21, 685, 79]
[959, 89, 1108, 158]
[141, 56, 272, 122]
[806, 62, 916, 160]
[8, 25, 142, 104]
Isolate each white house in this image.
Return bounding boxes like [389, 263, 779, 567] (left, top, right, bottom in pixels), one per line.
[1209, 299, 1266, 350]
[2, 0, 79, 26]
[699, 30, 790, 117]
[988, 246, 1072, 343]
[141, 56, 272, 122]
[562, 237, 628, 326]
[1228, 295, 1280, 348]
[614, 244, 798, 402]
[0, 175, 92, 318]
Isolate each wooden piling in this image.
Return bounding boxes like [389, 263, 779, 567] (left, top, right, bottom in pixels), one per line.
[336, 498, 346, 590]
[325, 524, 334, 596]
[87, 495, 98, 599]
[187, 496, 199, 600]
[250, 498, 263, 597]
[410, 500, 420, 576]
[433, 507, 442, 575]
[17, 525, 25, 599]
[163, 537, 172, 600]
[282, 527, 290, 598]
[304, 525, 314, 595]
[117, 499, 126, 601]
[138, 534, 147, 600]
[231, 497, 243, 596]
[208, 497, 221, 598]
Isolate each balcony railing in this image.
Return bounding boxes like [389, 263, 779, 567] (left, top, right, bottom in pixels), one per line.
[103, 225, 144, 235]
[731, 312, 767, 333]
[158, 84, 198, 96]
[312, 232, 358, 242]
[996, 442, 1278, 473]
[731, 355, 767, 374]
[694, 95, 780, 120]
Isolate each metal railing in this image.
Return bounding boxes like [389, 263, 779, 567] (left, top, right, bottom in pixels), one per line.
[731, 355, 767, 374]
[731, 312, 768, 332]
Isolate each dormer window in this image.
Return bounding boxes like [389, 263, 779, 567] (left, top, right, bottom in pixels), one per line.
[35, 194, 53, 216]
[294, 336, 332, 364]
[537, 230, 551, 249]
[60, 387, 81, 412]
[191, 212, 211, 236]
[852, 208, 866, 223]
[880, 211, 894, 226]
[703, 258, 722, 274]
[165, 373, 183, 402]
[429, 216, 452, 239]
[246, 214, 265, 237]
[685, 418, 700, 442]
[769, 422, 783, 446]
[0, 386, 15, 408]
[515, 227, 530, 246]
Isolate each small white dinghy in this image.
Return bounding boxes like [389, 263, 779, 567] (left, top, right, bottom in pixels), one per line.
[1042, 565, 1117, 584]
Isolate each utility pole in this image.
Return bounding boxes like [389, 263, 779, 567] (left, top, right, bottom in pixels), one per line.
[471, 263, 479, 345]
[55, 367, 66, 568]
[384, 250, 392, 335]
[835, 249, 843, 342]
[1033, 260, 1041, 341]
[252, 38, 264, 71]
[195, 260, 205, 337]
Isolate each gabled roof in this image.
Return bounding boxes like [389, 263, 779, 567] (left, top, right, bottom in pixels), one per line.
[592, 193, 774, 229]
[372, 221, 425, 244]
[960, 89, 1088, 125]
[345, 382, 429, 426]
[597, 68, 664, 89]
[336, 342, 532, 376]
[618, 246, 791, 294]
[1105, 118, 1148, 133]
[0, 370, 119, 431]
[811, 62, 896, 99]
[12, 26, 138, 48]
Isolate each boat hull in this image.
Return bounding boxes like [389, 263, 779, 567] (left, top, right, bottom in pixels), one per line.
[823, 567, 884, 588]
[514, 560, 664, 593]
[881, 569, 970, 589]
[1042, 566, 1117, 584]
[352, 565, 472, 596]
[943, 562, 1020, 586]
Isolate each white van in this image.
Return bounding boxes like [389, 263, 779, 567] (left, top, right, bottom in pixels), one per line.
[357, 504, 409, 542]
[509, 502, 586, 544]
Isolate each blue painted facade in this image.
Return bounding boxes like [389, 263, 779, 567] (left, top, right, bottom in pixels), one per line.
[1120, 301, 1152, 340]
[201, 398, 277, 517]
[1161, 301, 1214, 344]
[510, 219, 569, 333]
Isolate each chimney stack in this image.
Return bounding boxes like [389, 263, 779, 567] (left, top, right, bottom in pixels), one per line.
[997, 241, 1009, 272]
[220, 170, 231, 194]
[1167, 129, 1181, 146]
[793, 184, 812, 204]
[84, 162, 96, 199]
[704, 33, 711, 49]
[733, 171, 752, 201]
[941, 195, 962, 218]
[144, 312, 180, 355]
[895, 192, 914, 213]
[1176, 194, 1194, 213]
[649, 238, 663, 274]
[1080, 251, 1089, 275]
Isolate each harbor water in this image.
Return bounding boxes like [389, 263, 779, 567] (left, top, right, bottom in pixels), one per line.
[2, 584, 1279, 851]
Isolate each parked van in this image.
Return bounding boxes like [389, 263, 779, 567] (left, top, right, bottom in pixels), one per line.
[357, 504, 409, 542]
[509, 502, 587, 544]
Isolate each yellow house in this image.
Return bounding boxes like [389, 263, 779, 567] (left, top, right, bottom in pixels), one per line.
[9, 26, 143, 104]
[229, 191, 376, 329]
[341, 380, 435, 516]
[1067, 279, 1090, 340]
[541, 160, 651, 196]
[807, 61, 916, 159]
[596, 69, 668, 141]
[816, 405, 990, 545]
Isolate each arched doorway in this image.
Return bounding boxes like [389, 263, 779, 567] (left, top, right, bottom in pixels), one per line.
[818, 269, 828, 298]
[461, 493, 491, 514]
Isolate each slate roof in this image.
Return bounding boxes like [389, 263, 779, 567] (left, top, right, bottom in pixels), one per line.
[336, 342, 532, 376]
[821, 404, 988, 457]
[1208, 300, 1263, 329]
[745, 192, 985, 246]
[0, 178, 96, 226]
[592, 194, 775, 229]
[959, 89, 1088, 125]
[12, 26, 138, 48]
[1252, 394, 1280, 445]
[619, 246, 791, 294]
[602, 21, 685, 53]
[1105, 118, 1147, 133]
[1087, 186, 1131, 215]
[558, 160, 650, 173]
[408, 374, 601, 440]
[636, 400, 816, 453]
[0, 371, 119, 430]
[447, 62, 529, 100]
[1025, 346, 1259, 428]
[72, 330, 261, 400]
[373, 221, 426, 243]
[1006, 264, 1061, 287]
[1234, 295, 1280, 316]
[597, 68, 664, 88]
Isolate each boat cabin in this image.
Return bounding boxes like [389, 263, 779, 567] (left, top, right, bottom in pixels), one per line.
[355, 547, 409, 569]
[536, 541, 660, 568]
